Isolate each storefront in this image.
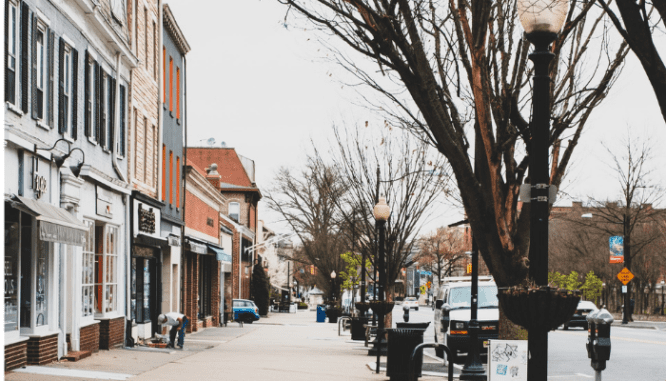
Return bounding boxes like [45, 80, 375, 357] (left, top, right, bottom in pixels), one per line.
[182, 238, 223, 331]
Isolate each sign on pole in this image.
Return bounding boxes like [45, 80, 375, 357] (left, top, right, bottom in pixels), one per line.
[609, 236, 624, 264]
[488, 340, 528, 381]
[617, 268, 634, 285]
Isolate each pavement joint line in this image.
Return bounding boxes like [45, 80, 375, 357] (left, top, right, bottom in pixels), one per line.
[183, 339, 228, 343]
[13, 366, 133, 380]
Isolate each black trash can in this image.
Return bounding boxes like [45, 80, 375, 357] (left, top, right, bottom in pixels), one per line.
[350, 317, 369, 341]
[386, 328, 426, 381]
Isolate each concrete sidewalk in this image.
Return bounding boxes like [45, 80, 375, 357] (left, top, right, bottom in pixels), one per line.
[5, 310, 452, 381]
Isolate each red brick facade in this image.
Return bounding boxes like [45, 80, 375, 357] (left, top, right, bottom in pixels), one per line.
[99, 317, 125, 350]
[26, 333, 58, 365]
[79, 322, 100, 354]
[185, 191, 219, 237]
[5, 340, 27, 371]
[182, 252, 221, 332]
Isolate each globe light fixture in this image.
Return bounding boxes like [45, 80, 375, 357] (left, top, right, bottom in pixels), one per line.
[373, 197, 390, 221]
[330, 270, 336, 279]
[517, 0, 569, 35]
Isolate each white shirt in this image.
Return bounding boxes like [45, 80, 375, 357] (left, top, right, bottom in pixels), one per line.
[163, 312, 185, 326]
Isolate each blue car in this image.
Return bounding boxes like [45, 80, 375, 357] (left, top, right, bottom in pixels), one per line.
[232, 299, 260, 323]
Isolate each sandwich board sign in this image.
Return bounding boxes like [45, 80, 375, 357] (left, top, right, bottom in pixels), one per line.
[488, 340, 528, 381]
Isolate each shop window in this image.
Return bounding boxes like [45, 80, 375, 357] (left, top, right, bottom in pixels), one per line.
[132, 255, 157, 324]
[4, 206, 20, 332]
[94, 224, 118, 315]
[82, 220, 95, 317]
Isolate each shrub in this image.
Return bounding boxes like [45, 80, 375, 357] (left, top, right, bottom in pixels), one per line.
[298, 302, 308, 309]
[251, 263, 270, 315]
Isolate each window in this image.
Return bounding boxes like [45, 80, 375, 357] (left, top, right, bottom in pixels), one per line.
[57, 38, 78, 139]
[84, 52, 96, 140]
[169, 56, 173, 112]
[169, 151, 173, 205]
[176, 67, 180, 119]
[95, 224, 119, 315]
[82, 220, 95, 317]
[100, 71, 108, 147]
[161, 145, 166, 201]
[229, 202, 240, 222]
[34, 26, 45, 119]
[5, 1, 19, 105]
[61, 47, 71, 133]
[153, 21, 157, 80]
[176, 156, 180, 208]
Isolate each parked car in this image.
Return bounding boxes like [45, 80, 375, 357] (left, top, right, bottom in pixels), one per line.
[403, 296, 419, 310]
[433, 277, 498, 365]
[232, 299, 261, 323]
[563, 300, 599, 330]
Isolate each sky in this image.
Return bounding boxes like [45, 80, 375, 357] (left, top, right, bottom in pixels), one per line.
[165, 0, 666, 235]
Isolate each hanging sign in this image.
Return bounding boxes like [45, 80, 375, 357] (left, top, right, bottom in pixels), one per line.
[609, 236, 624, 264]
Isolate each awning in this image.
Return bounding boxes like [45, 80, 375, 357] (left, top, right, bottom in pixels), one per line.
[207, 244, 232, 263]
[10, 195, 87, 246]
[184, 240, 207, 254]
[220, 225, 233, 235]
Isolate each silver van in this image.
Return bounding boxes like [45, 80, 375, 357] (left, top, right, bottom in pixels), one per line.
[432, 276, 498, 364]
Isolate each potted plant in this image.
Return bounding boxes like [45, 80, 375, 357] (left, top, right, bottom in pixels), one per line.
[326, 305, 342, 323]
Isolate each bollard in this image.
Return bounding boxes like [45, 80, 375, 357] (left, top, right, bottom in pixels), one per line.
[338, 316, 352, 336]
[403, 305, 410, 323]
[586, 308, 613, 380]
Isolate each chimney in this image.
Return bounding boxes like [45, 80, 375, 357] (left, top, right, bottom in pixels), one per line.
[206, 163, 221, 190]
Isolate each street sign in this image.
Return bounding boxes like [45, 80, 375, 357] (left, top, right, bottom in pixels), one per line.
[617, 268, 634, 285]
[622, 285, 627, 294]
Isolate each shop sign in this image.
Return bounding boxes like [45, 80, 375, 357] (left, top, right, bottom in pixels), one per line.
[138, 204, 156, 234]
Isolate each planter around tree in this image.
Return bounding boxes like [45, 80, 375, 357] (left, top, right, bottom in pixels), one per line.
[498, 286, 581, 331]
[368, 301, 395, 316]
[355, 302, 371, 317]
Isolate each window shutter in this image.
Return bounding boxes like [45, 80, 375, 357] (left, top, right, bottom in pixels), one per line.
[4, 0, 9, 103]
[47, 31, 54, 127]
[119, 84, 125, 155]
[71, 48, 78, 140]
[108, 76, 115, 151]
[57, 37, 64, 134]
[99, 71, 106, 148]
[84, 51, 90, 137]
[31, 14, 37, 119]
[20, 2, 29, 113]
[94, 61, 100, 141]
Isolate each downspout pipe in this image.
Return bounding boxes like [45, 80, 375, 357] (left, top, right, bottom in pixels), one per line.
[180, 55, 188, 313]
[113, 53, 126, 183]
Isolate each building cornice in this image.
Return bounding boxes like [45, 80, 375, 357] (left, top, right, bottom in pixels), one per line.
[163, 4, 191, 55]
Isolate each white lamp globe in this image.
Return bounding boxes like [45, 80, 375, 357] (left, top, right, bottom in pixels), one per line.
[373, 197, 391, 221]
[517, 0, 569, 34]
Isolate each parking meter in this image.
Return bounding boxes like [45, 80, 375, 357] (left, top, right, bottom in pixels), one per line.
[403, 305, 410, 322]
[587, 308, 613, 372]
[585, 310, 598, 359]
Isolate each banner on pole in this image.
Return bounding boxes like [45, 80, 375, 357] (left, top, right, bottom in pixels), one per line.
[609, 236, 624, 264]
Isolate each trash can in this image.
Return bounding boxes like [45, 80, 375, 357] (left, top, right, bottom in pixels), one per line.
[350, 317, 369, 341]
[316, 305, 327, 323]
[386, 328, 426, 381]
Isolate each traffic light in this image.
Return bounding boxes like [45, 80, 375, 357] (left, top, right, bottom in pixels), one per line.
[467, 263, 472, 274]
[426, 281, 432, 289]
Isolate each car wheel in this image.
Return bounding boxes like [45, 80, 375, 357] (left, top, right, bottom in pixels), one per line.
[415, 307, 419, 311]
[563, 324, 569, 330]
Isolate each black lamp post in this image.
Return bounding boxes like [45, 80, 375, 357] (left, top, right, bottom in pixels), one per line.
[373, 196, 390, 374]
[661, 280, 665, 316]
[330, 270, 337, 303]
[517, 1, 569, 380]
[459, 237, 485, 380]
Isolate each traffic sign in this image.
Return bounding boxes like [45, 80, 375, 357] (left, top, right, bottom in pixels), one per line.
[617, 268, 634, 285]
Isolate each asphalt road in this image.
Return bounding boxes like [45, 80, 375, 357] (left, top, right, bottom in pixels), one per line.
[396, 304, 666, 381]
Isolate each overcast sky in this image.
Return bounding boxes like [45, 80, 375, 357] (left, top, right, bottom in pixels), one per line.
[166, 0, 665, 234]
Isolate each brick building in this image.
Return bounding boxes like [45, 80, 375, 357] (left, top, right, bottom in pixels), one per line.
[187, 146, 261, 300]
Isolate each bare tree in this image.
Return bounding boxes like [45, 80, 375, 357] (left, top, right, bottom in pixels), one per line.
[598, 0, 666, 124]
[418, 227, 467, 285]
[277, 0, 629, 293]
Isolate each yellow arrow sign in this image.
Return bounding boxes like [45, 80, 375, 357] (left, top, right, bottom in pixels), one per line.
[617, 267, 634, 285]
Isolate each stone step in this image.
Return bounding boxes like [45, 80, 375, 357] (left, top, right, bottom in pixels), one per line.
[62, 350, 91, 362]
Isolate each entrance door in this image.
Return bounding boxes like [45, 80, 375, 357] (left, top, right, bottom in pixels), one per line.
[132, 249, 161, 337]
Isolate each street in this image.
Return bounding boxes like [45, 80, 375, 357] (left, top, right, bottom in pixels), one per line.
[5, 306, 665, 381]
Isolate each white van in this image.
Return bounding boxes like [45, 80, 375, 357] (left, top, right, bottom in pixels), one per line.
[432, 276, 499, 364]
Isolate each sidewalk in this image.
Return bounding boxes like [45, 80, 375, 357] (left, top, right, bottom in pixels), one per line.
[5, 310, 452, 381]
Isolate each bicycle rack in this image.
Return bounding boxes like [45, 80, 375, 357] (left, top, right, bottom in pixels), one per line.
[408, 343, 454, 381]
[338, 316, 352, 336]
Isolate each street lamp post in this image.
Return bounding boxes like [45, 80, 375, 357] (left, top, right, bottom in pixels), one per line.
[330, 271, 337, 303]
[661, 280, 665, 316]
[459, 239, 485, 380]
[517, 1, 569, 380]
[373, 197, 390, 374]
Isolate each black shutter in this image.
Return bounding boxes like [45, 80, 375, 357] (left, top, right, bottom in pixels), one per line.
[4, 0, 9, 103]
[71, 48, 78, 140]
[20, 2, 29, 113]
[57, 37, 64, 134]
[30, 14, 37, 119]
[47, 30, 54, 127]
[109, 76, 115, 151]
[94, 61, 100, 141]
[119, 85, 125, 156]
[99, 71, 106, 148]
[84, 51, 90, 137]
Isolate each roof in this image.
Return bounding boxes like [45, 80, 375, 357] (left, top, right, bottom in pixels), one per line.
[187, 148, 261, 197]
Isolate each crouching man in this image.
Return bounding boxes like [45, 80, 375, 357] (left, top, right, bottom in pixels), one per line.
[158, 313, 189, 349]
